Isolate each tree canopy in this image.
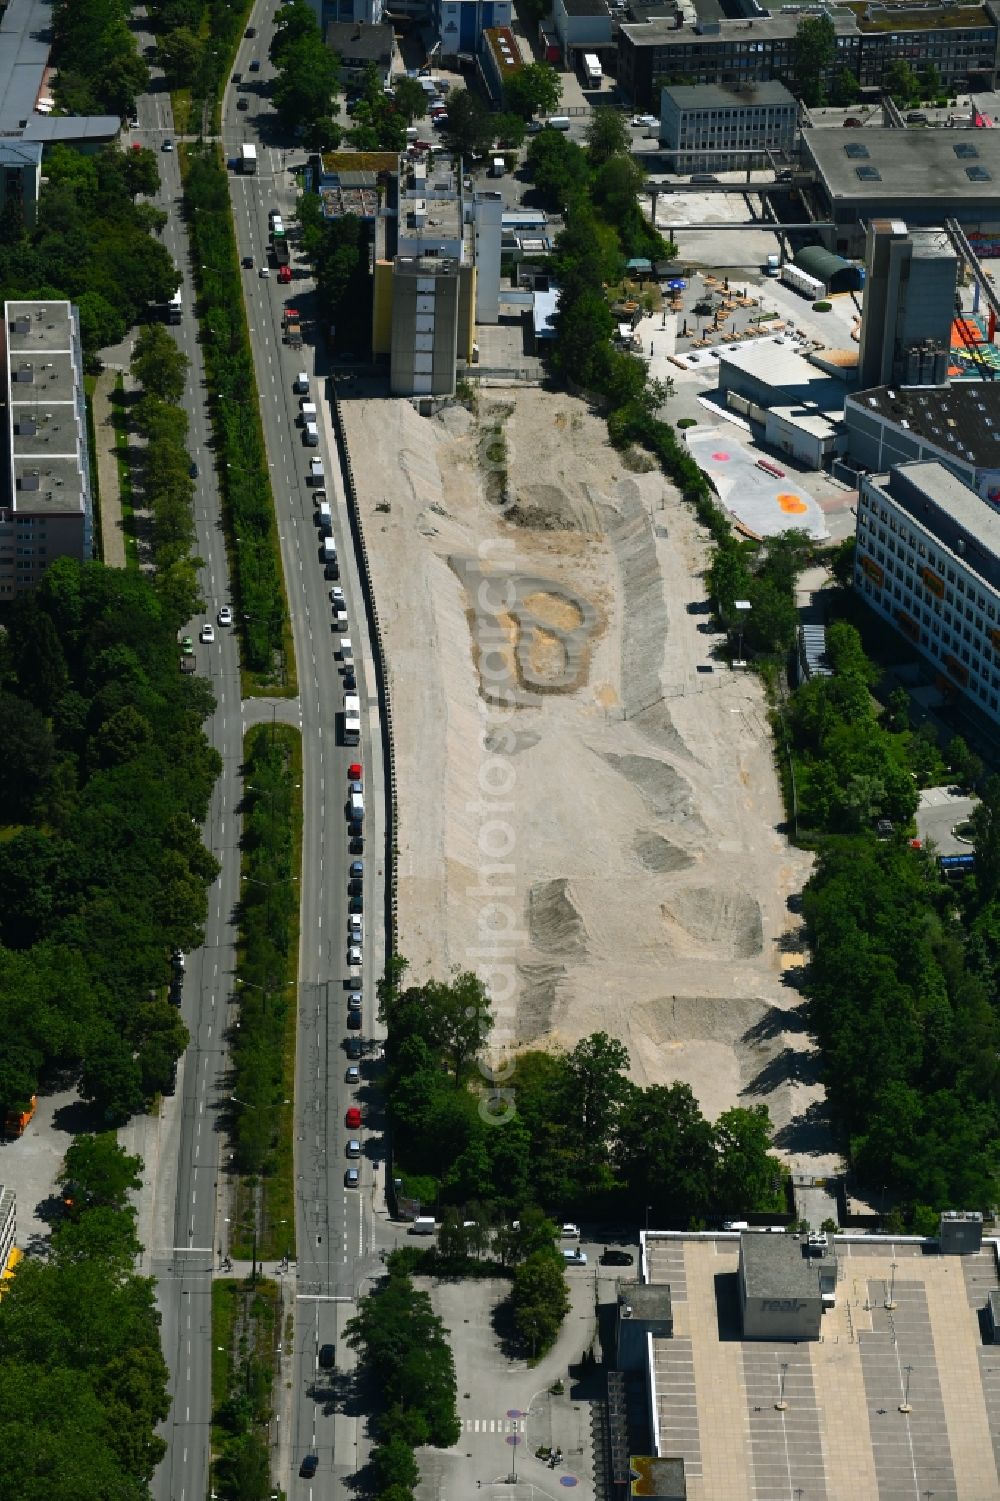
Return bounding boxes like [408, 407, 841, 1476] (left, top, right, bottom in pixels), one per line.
[0, 560, 221, 1123]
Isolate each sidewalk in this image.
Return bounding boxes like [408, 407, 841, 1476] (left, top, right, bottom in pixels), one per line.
[91, 366, 127, 568]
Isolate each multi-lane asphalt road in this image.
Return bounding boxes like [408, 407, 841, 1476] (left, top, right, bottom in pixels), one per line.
[131, 5, 388, 1498]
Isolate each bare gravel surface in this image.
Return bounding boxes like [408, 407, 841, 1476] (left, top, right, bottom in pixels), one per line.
[340, 390, 835, 1170]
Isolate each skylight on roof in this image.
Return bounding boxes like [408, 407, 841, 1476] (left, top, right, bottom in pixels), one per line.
[967, 166, 992, 182]
[856, 166, 882, 182]
[844, 142, 870, 159]
[954, 142, 979, 159]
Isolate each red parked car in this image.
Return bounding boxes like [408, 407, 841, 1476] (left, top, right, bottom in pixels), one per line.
[348, 762, 362, 781]
[346, 1106, 362, 1129]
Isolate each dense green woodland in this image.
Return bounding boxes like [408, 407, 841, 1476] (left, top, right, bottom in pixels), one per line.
[0, 1136, 169, 1500]
[379, 961, 784, 1227]
[783, 618, 1000, 1219]
[0, 143, 176, 362]
[51, 0, 149, 117]
[0, 560, 221, 1122]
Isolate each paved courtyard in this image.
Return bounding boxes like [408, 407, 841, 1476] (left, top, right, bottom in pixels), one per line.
[644, 1233, 1000, 1501]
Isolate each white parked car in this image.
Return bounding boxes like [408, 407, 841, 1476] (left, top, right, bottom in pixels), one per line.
[201, 622, 215, 643]
[347, 944, 362, 966]
[563, 1248, 588, 1266]
[561, 1222, 581, 1239]
[329, 587, 345, 607]
[348, 913, 363, 941]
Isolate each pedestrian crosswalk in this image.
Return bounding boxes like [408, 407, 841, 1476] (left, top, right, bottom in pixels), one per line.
[463, 1417, 524, 1435]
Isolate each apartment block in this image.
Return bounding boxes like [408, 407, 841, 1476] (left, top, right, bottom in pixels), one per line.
[0, 300, 94, 597]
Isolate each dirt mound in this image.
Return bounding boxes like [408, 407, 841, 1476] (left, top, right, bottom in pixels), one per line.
[631, 700, 693, 762]
[528, 879, 588, 956]
[506, 483, 601, 533]
[661, 887, 764, 960]
[603, 753, 706, 835]
[634, 832, 696, 875]
[516, 961, 566, 1044]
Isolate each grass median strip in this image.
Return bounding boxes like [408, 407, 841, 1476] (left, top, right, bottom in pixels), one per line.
[210, 1276, 282, 1501]
[230, 722, 302, 1262]
[181, 141, 297, 697]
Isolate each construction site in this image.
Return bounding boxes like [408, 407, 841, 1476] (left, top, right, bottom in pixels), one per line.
[340, 390, 830, 1166]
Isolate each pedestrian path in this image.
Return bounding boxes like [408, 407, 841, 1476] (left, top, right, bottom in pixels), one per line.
[91, 366, 127, 568]
[463, 1416, 526, 1435]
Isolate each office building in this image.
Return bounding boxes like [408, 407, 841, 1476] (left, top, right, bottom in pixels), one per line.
[857, 220, 958, 389]
[385, 257, 465, 396]
[0, 300, 94, 597]
[305, 0, 385, 29]
[855, 460, 1000, 721]
[803, 129, 1000, 256]
[434, 0, 512, 60]
[324, 21, 395, 86]
[658, 79, 796, 173]
[618, 2, 998, 112]
[844, 384, 1000, 501]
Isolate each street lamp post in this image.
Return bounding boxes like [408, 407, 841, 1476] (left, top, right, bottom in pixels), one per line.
[885, 1261, 898, 1311]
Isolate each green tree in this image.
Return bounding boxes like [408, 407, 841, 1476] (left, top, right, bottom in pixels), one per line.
[832, 68, 860, 106]
[972, 776, 1000, 906]
[713, 1106, 783, 1215]
[134, 323, 190, 401]
[505, 63, 562, 121]
[371, 1436, 421, 1493]
[616, 1081, 718, 1223]
[527, 130, 592, 211]
[494, 112, 527, 149]
[586, 106, 631, 166]
[392, 76, 428, 123]
[157, 26, 202, 83]
[58, 1132, 143, 1212]
[920, 61, 942, 99]
[885, 57, 919, 105]
[790, 14, 836, 107]
[511, 1249, 571, 1356]
[441, 88, 495, 159]
[121, 145, 160, 200]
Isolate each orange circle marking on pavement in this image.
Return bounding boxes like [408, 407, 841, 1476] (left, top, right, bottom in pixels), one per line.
[777, 493, 808, 514]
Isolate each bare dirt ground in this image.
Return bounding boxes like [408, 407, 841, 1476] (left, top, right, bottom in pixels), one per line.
[341, 390, 835, 1170]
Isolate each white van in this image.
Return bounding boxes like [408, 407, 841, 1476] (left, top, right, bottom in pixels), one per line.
[316, 501, 333, 534]
[299, 399, 317, 421]
[405, 126, 419, 142]
[303, 421, 319, 446]
[349, 791, 364, 824]
[339, 637, 354, 664]
[309, 456, 325, 484]
[411, 1216, 436, 1234]
[294, 370, 310, 394]
[547, 116, 571, 131]
[490, 156, 505, 178]
[321, 536, 337, 564]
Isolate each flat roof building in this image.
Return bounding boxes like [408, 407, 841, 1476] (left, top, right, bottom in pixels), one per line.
[618, 3, 998, 111]
[0, 300, 94, 597]
[659, 79, 796, 173]
[739, 1230, 828, 1340]
[803, 128, 1000, 254]
[844, 383, 1000, 503]
[856, 460, 1000, 720]
[637, 1230, 1000, 1498]
[479, 25, 523, 104]
[858, 219, 958, 389]
[0, 0, 122, 166]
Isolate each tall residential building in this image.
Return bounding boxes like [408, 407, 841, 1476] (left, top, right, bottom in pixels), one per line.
[0, 300, 94, 597]
[858, 220, 958, 388]
[435, 0, 512, 60]
[855, 460, 1000, 723]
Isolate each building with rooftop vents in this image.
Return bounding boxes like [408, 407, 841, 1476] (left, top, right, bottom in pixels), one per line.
[435, 0, 513, 61]
[802, 128, 1000, 255]
[844, 383, 1000, 502]
[479, 25, 523, 104]
[0, 300, 94, 597]
[0, 0, 122, 164]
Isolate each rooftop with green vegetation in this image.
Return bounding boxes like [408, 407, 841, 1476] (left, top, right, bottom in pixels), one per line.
[843, 0, 992, 31]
